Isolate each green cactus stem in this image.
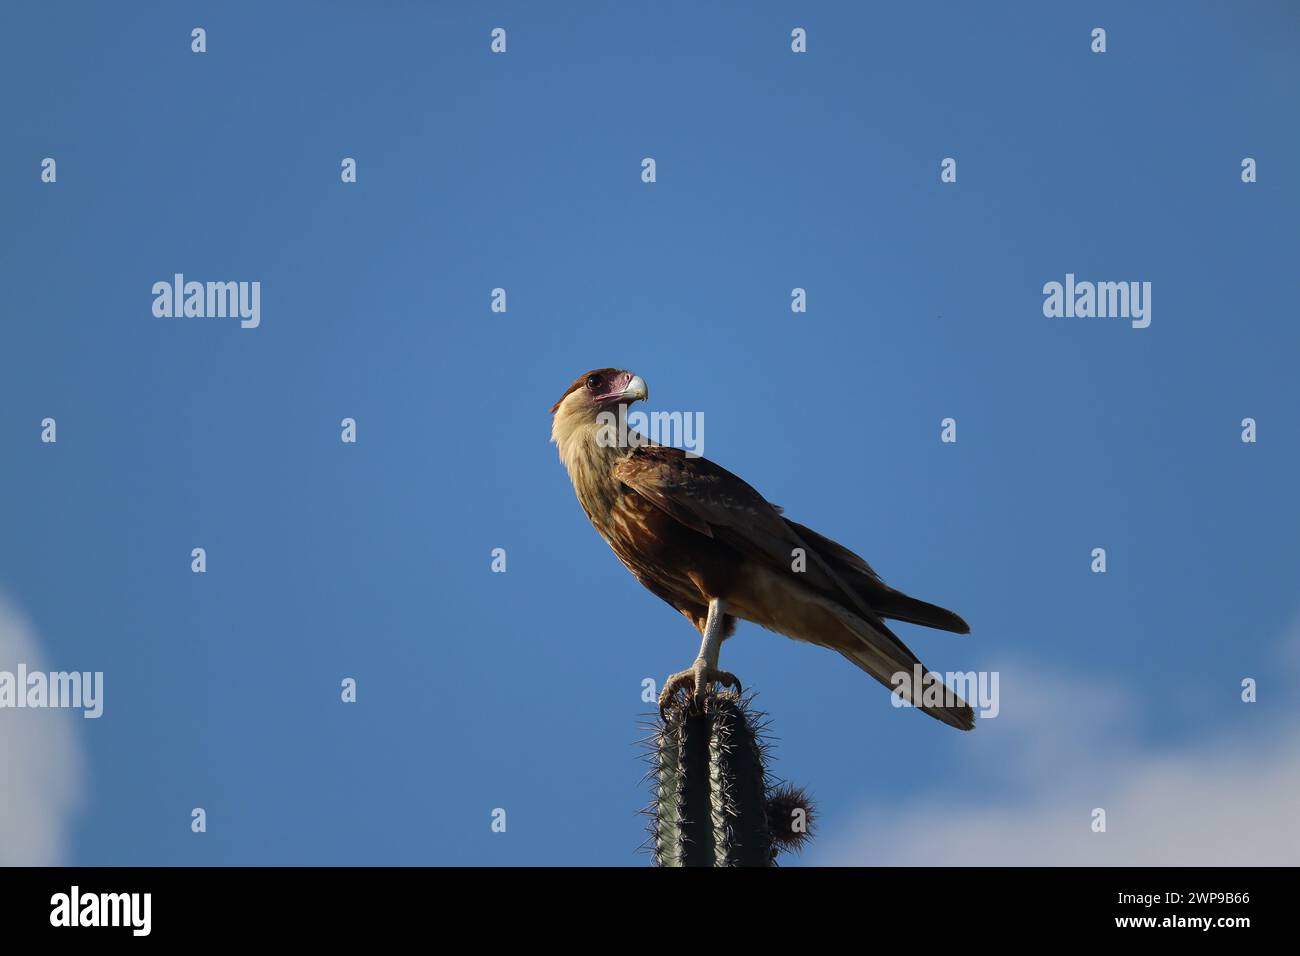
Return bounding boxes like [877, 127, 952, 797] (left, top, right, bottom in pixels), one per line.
[648, 688, 814, 867]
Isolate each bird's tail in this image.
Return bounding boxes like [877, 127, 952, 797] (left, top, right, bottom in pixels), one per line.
[827, 610, 975, 731]
[728, 560, 974, 730]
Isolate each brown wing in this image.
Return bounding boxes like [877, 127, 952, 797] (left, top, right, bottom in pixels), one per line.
[612, 445, 883, 623]
[783, 519, 969, 633]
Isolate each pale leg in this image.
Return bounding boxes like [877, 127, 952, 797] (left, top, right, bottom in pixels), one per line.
[659, 598, 742, 711]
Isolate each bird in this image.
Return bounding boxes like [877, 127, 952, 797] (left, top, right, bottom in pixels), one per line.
[550, 368, 975, 730]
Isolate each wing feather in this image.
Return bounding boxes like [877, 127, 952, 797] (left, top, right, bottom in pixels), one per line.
[612, 446, 887, 625]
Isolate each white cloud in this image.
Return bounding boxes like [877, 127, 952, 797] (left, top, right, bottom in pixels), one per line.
[813, 650, 1300, 866]
[0, 595, 86, 865]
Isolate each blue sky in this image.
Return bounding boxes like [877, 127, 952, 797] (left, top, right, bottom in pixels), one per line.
[2, 1, 1298, 865]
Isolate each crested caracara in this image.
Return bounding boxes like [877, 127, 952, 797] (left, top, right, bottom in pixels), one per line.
[551, 368, 975, 730]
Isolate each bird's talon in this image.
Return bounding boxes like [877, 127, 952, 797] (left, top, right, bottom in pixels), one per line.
[657, 667, 696, 714]
[658, 661, 742, 715]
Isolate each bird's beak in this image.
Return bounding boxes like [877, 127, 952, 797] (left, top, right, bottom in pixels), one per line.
[622, 375, 648, 403]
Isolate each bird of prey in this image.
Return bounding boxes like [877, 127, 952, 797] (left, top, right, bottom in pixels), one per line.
[551, 368, 975, 730]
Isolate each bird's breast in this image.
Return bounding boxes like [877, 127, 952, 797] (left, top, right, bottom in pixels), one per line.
[592, 487, 742, 606]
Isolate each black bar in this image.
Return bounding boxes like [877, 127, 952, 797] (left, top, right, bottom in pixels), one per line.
[0, 866, 1284, 940]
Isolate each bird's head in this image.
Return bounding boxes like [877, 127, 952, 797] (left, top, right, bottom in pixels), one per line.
[550, 368, 649, 457]
[550, 368, 648, 418]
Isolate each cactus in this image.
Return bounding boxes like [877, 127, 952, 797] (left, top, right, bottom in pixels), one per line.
[646, 688, 814, 867]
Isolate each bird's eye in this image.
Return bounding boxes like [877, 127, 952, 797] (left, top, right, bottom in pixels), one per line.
[586, 375, 602, 390]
